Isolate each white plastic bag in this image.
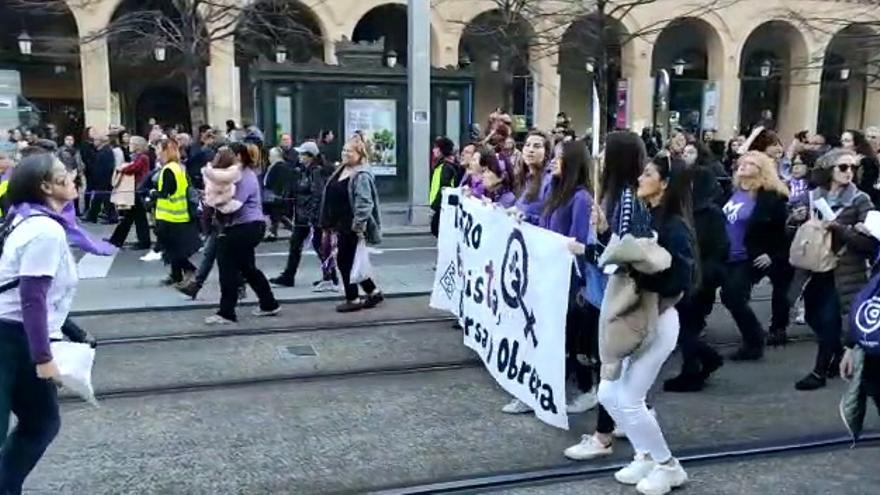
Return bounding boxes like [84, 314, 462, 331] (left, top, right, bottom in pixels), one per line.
[350, 239, 373, 284]
[50, 341, 98, 407]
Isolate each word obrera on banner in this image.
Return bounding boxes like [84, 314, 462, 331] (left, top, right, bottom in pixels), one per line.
[430, 188, 574, 429]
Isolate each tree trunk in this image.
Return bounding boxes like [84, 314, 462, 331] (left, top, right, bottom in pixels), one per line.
[185, 64, 208, 134]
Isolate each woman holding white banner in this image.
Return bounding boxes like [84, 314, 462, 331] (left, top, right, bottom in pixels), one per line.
[541, 141, 599, 413]
[596, 153, 696, 495]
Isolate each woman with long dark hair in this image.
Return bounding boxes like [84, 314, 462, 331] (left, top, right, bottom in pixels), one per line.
[0, 154, 79, 492]
[841, 129, 880, 206]
[597, 154, 696, 494]
[564, 131, 647, 460]
[205, 143, 280, 324]
[502, 140, 597, 415]
[478, 146, 516, 208]
[514, 131, 552, 226]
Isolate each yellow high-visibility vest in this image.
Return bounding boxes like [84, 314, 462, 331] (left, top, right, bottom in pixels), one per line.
[0, 179, 9, 218]
[155, 162, 190, 223]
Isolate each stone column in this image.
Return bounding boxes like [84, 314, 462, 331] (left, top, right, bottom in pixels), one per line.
[207, 36, 240, 129]
[533, 54, 560, 131]
[717, 53, 741, 140]
[624, 39, 653, 134]
[78, 36, 112, 130]
[780, 67, 823, 139]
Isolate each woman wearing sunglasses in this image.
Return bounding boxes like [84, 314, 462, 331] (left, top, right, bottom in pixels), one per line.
[787, 149, 877, 390]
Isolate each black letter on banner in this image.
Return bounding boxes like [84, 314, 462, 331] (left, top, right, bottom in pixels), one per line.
[506, 340, 520, 380]
[496, 338, 510, 373]
[501, 229, 538, 347]
[540, 384, 558, 414]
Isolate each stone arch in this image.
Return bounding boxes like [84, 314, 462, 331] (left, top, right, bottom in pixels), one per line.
[818, 23, 880, 137]
[339, 0, 444, 66]
[557, 14, 632, 134]
[458, 8, 536, 128]
[738, 19, 811, 136]
[0, 1, 83, 136]
[234, 0, 326, 64]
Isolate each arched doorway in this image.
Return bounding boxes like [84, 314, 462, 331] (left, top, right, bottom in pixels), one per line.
[108, 0, 210, 134]
[652, 18, 724, 138]
[235, 0, 325, 129]
[818, 24, 879, 139]
[739, 21, 809, 136]
[558, 15, 626, 136]
[353, 4, 408, 67]
[135, 86, 189, 131]
[459, 10, 533, 133]
[0, 2, 81, 138]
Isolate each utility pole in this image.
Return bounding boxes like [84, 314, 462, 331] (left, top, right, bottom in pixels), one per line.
[407, 0, 431, 225]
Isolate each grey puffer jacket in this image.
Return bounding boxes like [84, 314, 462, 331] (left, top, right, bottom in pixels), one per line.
[320, 164, 382, 245]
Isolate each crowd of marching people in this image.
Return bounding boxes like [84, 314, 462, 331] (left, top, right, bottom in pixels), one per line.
[429, 109, 880, 495]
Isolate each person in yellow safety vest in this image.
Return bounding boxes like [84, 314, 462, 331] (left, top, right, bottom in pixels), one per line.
[151, 138, 200, 287]
[429, 137, 463, 238]
[0, 150, 14, 218]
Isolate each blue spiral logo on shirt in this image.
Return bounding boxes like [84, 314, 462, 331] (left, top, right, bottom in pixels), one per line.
[855, 297, 880, 334]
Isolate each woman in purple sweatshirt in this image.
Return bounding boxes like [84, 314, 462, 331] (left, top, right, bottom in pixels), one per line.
[514, 131, 553, 225]
[0, 154, 80, 492]
[206, 143, 280, 325]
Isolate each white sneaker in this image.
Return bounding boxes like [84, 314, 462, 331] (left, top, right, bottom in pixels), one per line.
[140, 250, 162, 262]
[252, 307, 281, 317]
[501, 398, 533, 414]
[795, 302, 806, 325]
[205, 315, 234, 325]
[567, 390, 598, 413]
[613, 408, 657, 438]
[312, 281, 340, 293]
[614, 453, 656, 485]
[563, 434, 613, 461]
[636, 459, 688, 495]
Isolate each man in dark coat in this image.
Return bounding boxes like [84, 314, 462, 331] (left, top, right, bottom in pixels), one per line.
[84, 133, 118, 223]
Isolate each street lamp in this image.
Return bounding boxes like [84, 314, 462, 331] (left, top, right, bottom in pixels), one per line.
[154, 40, 167, 62]
[275, 45, 288, 64]
[760, 59, 773, 78]
[672, 58, 686, 77]
[585, 56, 596, 74]
[18, 32, 32, 56]
[840, 67, 851, 81]
[458, 52, 471, 69]
[490, 53, 500, 72]
[54, 65, 67, 75]
[385, 50, 398, 68]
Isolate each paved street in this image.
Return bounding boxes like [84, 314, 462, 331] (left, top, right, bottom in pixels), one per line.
[71, 224, 437, 313]
[24, 292, 879, 494]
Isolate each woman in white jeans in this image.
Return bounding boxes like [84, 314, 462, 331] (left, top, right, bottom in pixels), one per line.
[597, 153, 696, 495]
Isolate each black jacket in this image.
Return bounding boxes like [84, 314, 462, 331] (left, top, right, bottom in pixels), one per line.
[857, 155, 880, 207]
[692, 166, 730, 286]
[90, 145, 116, 190]
[744, 188, 790, 262]
[634, 209, 697, 299]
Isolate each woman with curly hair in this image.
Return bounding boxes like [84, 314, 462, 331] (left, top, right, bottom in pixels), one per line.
[720, 151, 791, 360]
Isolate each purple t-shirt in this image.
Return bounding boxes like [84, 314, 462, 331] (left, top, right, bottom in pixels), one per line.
[723, 189, 756, 262]
[229, 168, 265, 226]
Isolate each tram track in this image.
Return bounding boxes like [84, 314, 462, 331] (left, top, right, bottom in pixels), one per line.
[370, 432, 880, 494]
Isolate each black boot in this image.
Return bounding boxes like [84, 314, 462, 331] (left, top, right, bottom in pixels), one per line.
[177, 280, 202, 300]
[663, 373, 705, 393]
[795, 371, 826, 391]
[699, 351, 724, 380]
[767, 327, 789, 347]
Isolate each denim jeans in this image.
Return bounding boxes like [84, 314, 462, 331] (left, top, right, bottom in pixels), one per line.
[0, 322, 61, 494]
[803, 271, 842, 374]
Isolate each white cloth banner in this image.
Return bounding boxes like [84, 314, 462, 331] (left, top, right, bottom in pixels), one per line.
[430, 189, 573, 429]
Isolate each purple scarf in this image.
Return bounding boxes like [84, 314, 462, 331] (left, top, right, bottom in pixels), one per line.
[9, 202, 117, 256]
